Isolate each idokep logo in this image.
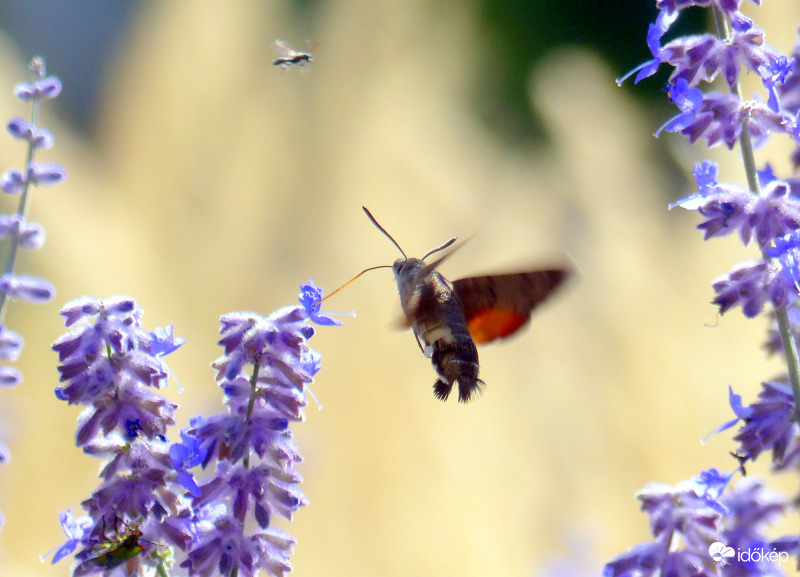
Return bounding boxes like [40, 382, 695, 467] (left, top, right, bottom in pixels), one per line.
[708, 541, 790, 566]
[708, 542, 735, 564]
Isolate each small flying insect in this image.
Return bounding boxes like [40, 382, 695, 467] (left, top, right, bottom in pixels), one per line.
[323, 207, 569, 403]
[730, 451, 748, 476]
[273, 39, 316, 70]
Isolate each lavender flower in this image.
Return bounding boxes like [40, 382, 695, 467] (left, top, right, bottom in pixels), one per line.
[604, 469, 798, 577]
[176, 282, 343, 577]
[47, 282, 342, 577]
[49, 295, 190, 576]
[611, 2, 800, 575]
[0, 56, 63, 533]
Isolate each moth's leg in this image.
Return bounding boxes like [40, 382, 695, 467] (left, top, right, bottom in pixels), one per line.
[413, 330, 428, 356]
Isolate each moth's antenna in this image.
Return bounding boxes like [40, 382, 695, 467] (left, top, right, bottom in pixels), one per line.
[421, 237, 457, 261]
[362, 206, 407, 259]
[317, 264, 392, 304]
[319, 207, 405, 305]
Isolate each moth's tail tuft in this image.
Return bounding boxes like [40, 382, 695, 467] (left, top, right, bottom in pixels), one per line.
[457, 377, 485, 403]
[433, 379, 453, 401]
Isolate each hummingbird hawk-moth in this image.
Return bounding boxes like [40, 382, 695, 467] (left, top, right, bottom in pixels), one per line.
[354, 207, 568, 403]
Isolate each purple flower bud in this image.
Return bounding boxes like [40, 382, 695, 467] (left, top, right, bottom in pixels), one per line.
[0, 274, 55, 303]
[0, 367, 21, 388]
[18, 221, 44, 249]
[58, 296, 103, 327]
[6, 118, 33, 140]
[27, 162, 66, 186]
[4, 118, 53, 149]
[0, 326, 23, 362]
[0, 215, 45, 249]
[0, 169, 24, 195]
[14, 77, 62, 101]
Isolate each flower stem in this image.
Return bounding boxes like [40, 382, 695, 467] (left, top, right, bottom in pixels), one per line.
[717, 5, 800, 425]
[242, 360, 260, 471]
[155, 560, 171, 577]
[0, 82, 41, 322]
[776, 307, 800, 422]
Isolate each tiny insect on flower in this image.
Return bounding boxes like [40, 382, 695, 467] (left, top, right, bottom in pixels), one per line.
[85, 526, 146, 570]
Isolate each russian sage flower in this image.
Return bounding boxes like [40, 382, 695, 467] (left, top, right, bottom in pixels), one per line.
[609, 2, 800, 576]
[176, 281, 342, 577]
[46, 282, 342, 577]
[48, 295, 189, 576]
[0, 56, 63, 531]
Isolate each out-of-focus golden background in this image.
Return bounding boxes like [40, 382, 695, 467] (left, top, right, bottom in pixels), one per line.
[0, 2, 797, 576]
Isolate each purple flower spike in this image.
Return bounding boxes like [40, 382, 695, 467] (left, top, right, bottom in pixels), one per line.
[0, 60, 63, 483]
[48, 281, 344, 574]
[53, 296, 169, 417]
[610, 5, 800, 577]
[49, 296, 196, 575]
[179, 278, 344, 576]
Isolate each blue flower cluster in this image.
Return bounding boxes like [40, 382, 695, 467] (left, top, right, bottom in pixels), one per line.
[605, 469, 791, 576]
[44, 282, 342, 576]
[0, 56, 64, 531]
[609, 2, 800, 576]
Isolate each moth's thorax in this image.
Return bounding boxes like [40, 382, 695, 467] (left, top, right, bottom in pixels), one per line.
[393, 257, 466, 335]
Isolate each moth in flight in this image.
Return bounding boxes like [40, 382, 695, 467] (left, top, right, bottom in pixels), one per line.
[326, 207, 569, 403]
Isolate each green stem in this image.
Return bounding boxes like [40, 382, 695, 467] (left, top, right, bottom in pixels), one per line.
[155, 560, 171, 577]
[242, 360, 260, 471]
[0, 87, 40, 322]
[776, 308, 800, 422]
[715, 6, 800, 425]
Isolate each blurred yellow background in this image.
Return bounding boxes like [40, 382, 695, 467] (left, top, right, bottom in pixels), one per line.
[0, 2, 797, 576]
